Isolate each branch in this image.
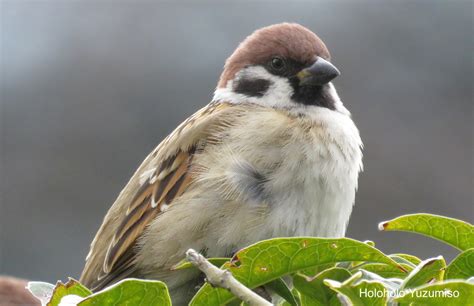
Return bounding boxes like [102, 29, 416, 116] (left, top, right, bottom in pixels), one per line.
[186, 249, 272, 306]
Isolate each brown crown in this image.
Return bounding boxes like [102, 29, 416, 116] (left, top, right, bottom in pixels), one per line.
[217, 23, 330, 88]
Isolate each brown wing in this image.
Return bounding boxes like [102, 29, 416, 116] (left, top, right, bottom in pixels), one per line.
[80, 102, 236, 290]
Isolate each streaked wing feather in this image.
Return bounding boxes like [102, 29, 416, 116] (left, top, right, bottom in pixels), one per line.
[80, 102, 235, 290]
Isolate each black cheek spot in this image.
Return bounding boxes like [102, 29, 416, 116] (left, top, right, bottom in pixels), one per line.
[233, 78, 272, 97]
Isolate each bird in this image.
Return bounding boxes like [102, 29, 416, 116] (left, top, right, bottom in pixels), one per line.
[80, 23, 363, 305]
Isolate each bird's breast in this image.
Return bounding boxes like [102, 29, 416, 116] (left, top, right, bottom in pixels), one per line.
[195, 106, 363, 252]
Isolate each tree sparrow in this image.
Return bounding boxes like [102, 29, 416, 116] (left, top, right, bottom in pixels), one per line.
[80, 23, 363, 304]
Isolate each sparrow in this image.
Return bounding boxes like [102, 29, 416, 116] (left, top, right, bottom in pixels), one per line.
[80, 23, 363, 305]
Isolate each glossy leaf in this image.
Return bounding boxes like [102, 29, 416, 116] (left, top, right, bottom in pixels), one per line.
[189, 237, 402, 305]
[379, 214, 474, 251]
[265, 278, 298, 306]
[294, 267, 351, 306]
[46, 279, 92, 306]
[390, 253, 421, 267]
[78, 279, 171, 306]
[357, 263, 411, 279]
[356, 269, 403, 293]
[401, 256, 446, 289]
[336, 241, 376, 271]
[324, 272, 389, 306]
[300, 263, 335, 278]
[445, 248, 474, 280]
[395, 280, 474, 306]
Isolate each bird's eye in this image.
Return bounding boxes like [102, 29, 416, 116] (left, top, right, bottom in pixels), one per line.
[270, 57, 285, 71]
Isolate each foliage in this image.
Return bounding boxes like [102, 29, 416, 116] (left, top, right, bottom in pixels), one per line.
[28, 213, 474, 305]
[378, 214, 473, 251]
[27, 279, 171, 306]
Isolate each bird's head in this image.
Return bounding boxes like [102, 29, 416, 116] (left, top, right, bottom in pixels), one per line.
[214, 23, 345, 112]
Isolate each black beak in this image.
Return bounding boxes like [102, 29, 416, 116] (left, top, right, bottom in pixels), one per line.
[297, 57, 340, 86]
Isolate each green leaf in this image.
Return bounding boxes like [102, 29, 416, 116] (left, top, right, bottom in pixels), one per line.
[171, 257, 230, 270]
[379, 214, 474, 251]
[401, 256, 446, 289]
[445, 248, 474, 280]
[390, 253, 422, 266]
[78, 278, 171, 306]
[364, 240, 376, 247]
[294, 267, 351, 306]
[300, 263, 335, 278]
[356, 269, 403, 291]
[336, 241, 377, 271]
[324, 272, 389, 306]
[265, 278, 298, 306]
[349, 241, 377, 268]
[189, 237, 403, 306]
[350, 254, 416, 278]
[357, 263, 412, 279]
[47, 279, 92, 306]
[395, 280, 474, 306]
[280, 288, 302, 306]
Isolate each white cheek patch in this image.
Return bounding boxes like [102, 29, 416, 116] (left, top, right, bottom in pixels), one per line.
[213, 67, 350, 117]
[213, 66, 296, 109]
[326, 82, 350, 116]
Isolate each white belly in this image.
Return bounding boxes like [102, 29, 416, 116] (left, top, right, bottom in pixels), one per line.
[265, 145, 359, 238]
[137, 105, 362, 296]
[197, 106, 363, 255]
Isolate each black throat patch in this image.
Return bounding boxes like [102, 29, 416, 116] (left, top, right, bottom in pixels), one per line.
[289, 78, 336, 110]
[233, 78, 272, 97]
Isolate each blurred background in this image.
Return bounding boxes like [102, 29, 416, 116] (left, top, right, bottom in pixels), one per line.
[1, 0, 472, 283]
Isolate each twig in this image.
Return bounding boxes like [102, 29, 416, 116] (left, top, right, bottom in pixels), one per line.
[186, 249, 273, 306]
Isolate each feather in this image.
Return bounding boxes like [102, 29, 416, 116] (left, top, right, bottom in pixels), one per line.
[79, 102, 239, 290]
